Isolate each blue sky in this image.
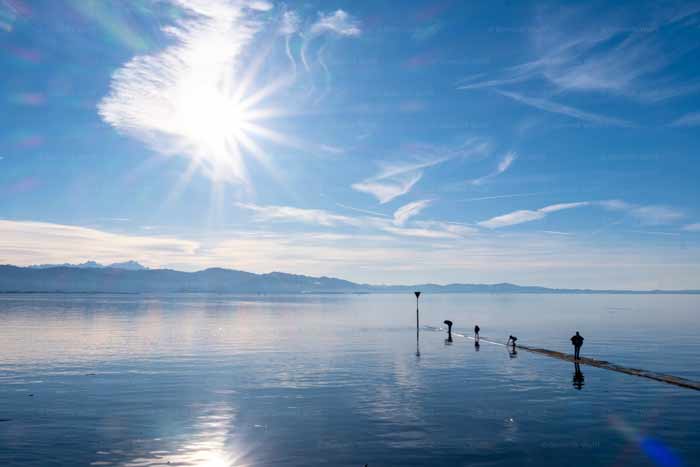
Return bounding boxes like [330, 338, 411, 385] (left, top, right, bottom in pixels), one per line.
[1, 0, 700, 288]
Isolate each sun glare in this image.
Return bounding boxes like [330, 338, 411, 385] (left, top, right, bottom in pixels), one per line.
[174, 85, 246, 149]
[165, 66, 260, 184]
[98, 0, 293, 188]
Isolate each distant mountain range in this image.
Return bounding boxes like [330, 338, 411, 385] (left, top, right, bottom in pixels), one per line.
[0, 263, 698, 294]
[29, 260, 147, 271]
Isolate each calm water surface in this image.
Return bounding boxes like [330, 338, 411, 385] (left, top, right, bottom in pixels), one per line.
[0, 293, 698, 466]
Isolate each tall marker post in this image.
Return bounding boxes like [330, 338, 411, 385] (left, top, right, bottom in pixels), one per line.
[414, 291, 421, 357]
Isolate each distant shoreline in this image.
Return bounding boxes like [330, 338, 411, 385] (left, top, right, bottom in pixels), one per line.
[1, 264, 698, 295]
[1, 290, 699, 296]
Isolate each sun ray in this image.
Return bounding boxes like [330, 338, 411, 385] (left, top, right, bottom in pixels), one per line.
[232, 40, 275, 104]
[242, 106, 299, 121]
[164, 160, 199, 205]
[237, 76, 295, 113]
[239, 121, 300, 148]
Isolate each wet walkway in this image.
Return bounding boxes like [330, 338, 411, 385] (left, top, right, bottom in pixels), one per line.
[423, 326, 700, 391]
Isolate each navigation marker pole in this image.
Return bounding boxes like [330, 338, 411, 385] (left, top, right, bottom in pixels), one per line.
[415, 291, 421, 357]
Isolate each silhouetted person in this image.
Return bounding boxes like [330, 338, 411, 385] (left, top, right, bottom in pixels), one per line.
[573, 362, 585, 390]
[571, 331, 584, 360]
[444, 320, 453, 342]
[507, 335, 518, 349]
[474, 325, 480, 341]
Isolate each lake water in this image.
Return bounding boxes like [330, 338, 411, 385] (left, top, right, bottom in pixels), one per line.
[0, 293, 698, 466]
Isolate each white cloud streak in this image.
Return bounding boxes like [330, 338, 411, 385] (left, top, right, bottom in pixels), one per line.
[671, 112, 700, 127]
[353, 140, 491, 204]
[309, 10, 361, 37]
[237, 203, 361, 227]
[279, 10, 300, 74]
[478, 201, 590, 229]
[458, 192, 544, 202]
[497, 91, 631, 127]
[352, 172, 424, 204]
[479, 199, 686, 230]
[236, 202, 472, 240]
[539, 202, 591, 213]
[352, 157, 443, 204]
[630, 206, 685, 225]
[683, 223, 700, 232]
[478, 210, 546, 229]
[460, 6, 700, 102]
[471, 152, 517, 185]
[393, 200, 432, 226]
[599, 200, 685, 225]
[300, 9, 361, 102]
[335, 203, 390, 218]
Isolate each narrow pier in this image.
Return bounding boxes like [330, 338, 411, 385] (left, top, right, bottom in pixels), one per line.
[423, 326, 700, 391]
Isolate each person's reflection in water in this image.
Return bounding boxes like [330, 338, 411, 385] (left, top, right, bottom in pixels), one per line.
[573, 362, 585, 390]
[508, 347, 518, 358]
[444, 320, 453, 343]
[474, 340, 480, 352]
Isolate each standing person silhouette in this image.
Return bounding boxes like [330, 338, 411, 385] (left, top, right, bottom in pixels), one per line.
[571, 331, 584, 360]
[507, 335, 517, 349]
[474, 325, 480, 341]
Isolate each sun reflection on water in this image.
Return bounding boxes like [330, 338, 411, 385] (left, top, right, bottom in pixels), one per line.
[116, 406, 247, 467]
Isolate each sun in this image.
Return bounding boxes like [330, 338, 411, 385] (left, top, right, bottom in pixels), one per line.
[98, 0, 294, 189]
[163, 61, 281, 186]
[175, 87, 247, 146]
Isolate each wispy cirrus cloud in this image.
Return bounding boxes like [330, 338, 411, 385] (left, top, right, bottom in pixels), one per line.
[335, 203, 390, 218]
[413, 221, 478, 237]
[279, 9, 301, 74]
[671, 112, 700, 127]
[381, 224, 463, 239]
[458, 192, 544, 203]
[459, 5, 700, 102]
[353, 140, 491, 204]
[539, 202, 591, 213]
[630, 206, 685, 225]
[237, 203, 361, 227]
[309, 10, 361, 37]
[352, 171, 424, 204]
[393, 200, 432, 226]
[497, 91, 632, 127]
[479, 210, 546, 229]
[479, 199, 686, 230]
[599, 200, 685, 225]
[478, 201, 590, 229]
[352, 157, 444, 204]
[299, 9, 361, 103]
[683, 223, 700, 232]
[237, 202, 472, 239]
[471, 151, 517, 185]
